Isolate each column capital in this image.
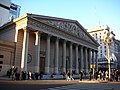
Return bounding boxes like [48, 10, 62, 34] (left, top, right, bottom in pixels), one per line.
[56, 37, 60, 41]
[63, 39, 67, 43]
[34, 31, 42, 35]
[84, 47, 88, 50]
[88, 48, 91, 51]
[70, 42, 73, 45]
[95, 50, 98, 53]
[80, 45, 84, 48]
[75, 44, 78, 47]
[22, 27, 30, 32]
[47, 34, 52, 38]
[91, 49, 95, 52]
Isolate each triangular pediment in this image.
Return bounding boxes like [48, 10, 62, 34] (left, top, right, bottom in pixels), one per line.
[28, 14, 99, 46]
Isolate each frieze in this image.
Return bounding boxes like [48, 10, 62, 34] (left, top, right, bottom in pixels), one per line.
[28, 19, 94, 45]
[37, 19, 92, 42]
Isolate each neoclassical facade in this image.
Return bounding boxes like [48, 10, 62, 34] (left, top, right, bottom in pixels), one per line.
[0, 13, 99, 76]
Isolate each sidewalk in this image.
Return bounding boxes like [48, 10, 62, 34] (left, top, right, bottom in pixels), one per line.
[0, 76, 11, 80]
[0, 76, 120, 84]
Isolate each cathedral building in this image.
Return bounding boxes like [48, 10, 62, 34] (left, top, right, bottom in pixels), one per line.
[0, 13, 99, 78]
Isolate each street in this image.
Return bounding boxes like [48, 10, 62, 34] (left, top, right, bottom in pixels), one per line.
[0, 80, 120, 90]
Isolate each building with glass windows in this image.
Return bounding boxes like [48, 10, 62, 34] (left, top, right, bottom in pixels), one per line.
[9, 3, 21, 19]
[88, 25, 117, 71]
[0, 0, 20, 26]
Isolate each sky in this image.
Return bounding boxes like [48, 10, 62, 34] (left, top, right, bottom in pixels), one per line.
[12, 0, 120, 40]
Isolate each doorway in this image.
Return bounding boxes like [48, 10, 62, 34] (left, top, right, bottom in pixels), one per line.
[40, 57, 45, 73]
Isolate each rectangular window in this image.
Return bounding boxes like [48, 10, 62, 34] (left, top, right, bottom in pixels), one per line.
[0, 55, 4, 58]
[104, 46, 106, 49]
[0, 61, 3, 64]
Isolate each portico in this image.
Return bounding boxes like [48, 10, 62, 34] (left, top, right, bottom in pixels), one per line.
[0, 13, 99, 77]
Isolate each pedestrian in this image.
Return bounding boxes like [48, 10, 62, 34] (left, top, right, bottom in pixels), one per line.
[89, 70, 92, 80]
[15, 71, 20, 80]
[11, 66, 15, 80]
[6, 69, 11, 78]
[79, 70, 83, 81]
[39, 72, 43, 80]
[27, 71, 32, 80]
[21, 71, 26, 80]
[115, 70, 119, 81]
[105, 71, 108, 81]
[35, 72, 39, 80]
[99, 70, 102, 80]
[31, 72, 35, 80]
[66, 71, 70, 81]
[95, 71, 98, 80]
[71, 72, 74, 80]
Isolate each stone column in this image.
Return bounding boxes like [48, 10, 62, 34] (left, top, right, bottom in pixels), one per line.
[75, 44, 79, 74]
[88, 49, 92, 70]
[80, 46, 84, 71]
[55, 37, 59, 74]
[92, 50, 95, 64]
[95, 51, 98, 71]
[34, 31, 41, 73]
[70, 42, 73, 74]
[45, 34, 51, 74]
[63, 40, 66, 73]
[85, 47, 88, 73]
[21, 27, 29, 72]
[14, 28, 18, 42]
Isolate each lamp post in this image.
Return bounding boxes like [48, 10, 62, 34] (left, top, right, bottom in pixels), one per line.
[103, 29, 114, 80]
[90, 64, 95, 80]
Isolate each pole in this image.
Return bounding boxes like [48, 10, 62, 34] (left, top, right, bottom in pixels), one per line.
[93, 67, 94, 80]
[108, 44, 111, 80]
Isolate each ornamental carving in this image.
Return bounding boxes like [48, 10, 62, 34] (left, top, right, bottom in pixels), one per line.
[35, 19, 92, 42]
[28, 18, 94, 44]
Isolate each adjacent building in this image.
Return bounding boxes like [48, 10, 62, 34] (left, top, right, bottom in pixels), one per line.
[0, 0, 21, 26]
[9, 3, 21, 19]
[0, 13, 99, 78]
[88, 25, 117, 71]
[0, 0, 11, 26]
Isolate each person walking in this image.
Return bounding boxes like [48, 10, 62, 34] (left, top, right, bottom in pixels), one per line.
[66, 71, 71, 81]
[89, 70, 92, 80]
[79, 70, 83, 81]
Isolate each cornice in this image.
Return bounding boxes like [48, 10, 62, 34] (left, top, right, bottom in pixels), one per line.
[28, 13, 99, 47]
[27, 17, 98, 49]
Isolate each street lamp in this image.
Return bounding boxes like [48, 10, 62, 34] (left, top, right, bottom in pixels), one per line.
[90, 64, 95, 79]
[103, 29, 114, 80]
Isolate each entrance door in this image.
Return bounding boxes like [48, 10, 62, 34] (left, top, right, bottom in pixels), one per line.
[40, 57, 45, 73]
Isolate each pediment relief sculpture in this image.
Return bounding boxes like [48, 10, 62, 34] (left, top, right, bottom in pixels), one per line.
[31, 16, 93, 43]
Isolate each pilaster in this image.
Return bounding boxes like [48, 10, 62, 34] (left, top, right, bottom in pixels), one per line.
[21, 27, 29, 72]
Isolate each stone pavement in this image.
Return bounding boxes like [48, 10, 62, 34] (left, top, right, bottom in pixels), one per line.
[0, 76, 120, 84]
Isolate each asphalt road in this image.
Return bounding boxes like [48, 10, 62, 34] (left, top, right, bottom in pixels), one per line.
[0, 80, 75, 90]
[0, 80, 120, 90]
